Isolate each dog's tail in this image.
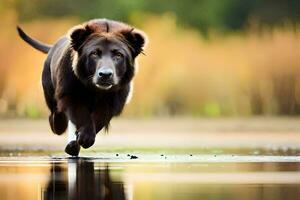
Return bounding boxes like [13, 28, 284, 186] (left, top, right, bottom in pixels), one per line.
[17, 26, 52, 54]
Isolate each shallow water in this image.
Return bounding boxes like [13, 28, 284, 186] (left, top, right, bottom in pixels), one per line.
[0, 155, 299, 200]
[0, 119, 300, 199]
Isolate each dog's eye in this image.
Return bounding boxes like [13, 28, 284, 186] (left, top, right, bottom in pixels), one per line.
[90, 50, 101, 58]
[114, 52, 123, 60]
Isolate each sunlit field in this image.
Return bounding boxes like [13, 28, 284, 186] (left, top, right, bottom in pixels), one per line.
[1, 11, 300, 117]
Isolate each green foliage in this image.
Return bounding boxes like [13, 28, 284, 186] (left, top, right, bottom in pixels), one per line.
[202, 102, 221, 117]
[24, 104, 40, 119]
[14, 0, 300, 33]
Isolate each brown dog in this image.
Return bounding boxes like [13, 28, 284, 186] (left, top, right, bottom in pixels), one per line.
[17, 19, 147, 156]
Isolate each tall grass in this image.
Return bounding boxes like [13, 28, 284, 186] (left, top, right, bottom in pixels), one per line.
[1, 12, 300, 117]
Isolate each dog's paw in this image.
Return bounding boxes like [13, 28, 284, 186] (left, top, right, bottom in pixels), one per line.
[49, 112, 68, 135]
[77, 130, 95, 149]
[65, 140, 81, 156]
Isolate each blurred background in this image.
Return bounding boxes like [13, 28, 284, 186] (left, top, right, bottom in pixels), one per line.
[1, 0, 300, 118]
[1, 2, 300, 199]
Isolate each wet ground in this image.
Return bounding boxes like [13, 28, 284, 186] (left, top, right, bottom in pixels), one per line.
[1, 155, 299, 200]
[0, 118, 299, 200]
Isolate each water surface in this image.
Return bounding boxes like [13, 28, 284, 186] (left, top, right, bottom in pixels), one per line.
[0, 155, 299, 200]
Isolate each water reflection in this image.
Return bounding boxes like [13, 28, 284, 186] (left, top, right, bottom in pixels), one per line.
[43, 160, 125, 200]
[0, 159, 299, 200]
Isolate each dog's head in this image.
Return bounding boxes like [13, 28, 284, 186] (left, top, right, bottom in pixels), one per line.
[69, 19, 147, 90]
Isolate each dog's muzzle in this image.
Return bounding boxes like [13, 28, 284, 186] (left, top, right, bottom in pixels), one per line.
[95, 67, 114, 90]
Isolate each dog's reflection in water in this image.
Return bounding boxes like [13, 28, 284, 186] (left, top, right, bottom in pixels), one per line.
[43, 160, 126, 200]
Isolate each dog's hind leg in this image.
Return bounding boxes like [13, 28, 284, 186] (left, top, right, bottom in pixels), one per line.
[48, 112, 68, 135]
[42, 59, 68, 135]
[44, 86, 68, 135]
[65, 120, 80, 156]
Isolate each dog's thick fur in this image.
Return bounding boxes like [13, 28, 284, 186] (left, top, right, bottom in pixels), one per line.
[17, 19, 146, 156]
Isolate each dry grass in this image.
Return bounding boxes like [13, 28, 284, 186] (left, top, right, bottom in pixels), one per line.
[1, 11, 300, 117]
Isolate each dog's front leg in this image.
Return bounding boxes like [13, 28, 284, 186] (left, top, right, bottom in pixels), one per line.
[62, 100, 96, 156]
[65, 120, 81, 156]
[66, 104, 96, 149]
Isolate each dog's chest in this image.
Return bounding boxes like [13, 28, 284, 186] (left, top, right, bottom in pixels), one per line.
[90, 92, 125, 121]
[89, 94, 114, 121]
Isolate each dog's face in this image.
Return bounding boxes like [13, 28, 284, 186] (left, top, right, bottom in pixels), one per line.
[76, 36, 131, 90]
[70, 20, 146, 91]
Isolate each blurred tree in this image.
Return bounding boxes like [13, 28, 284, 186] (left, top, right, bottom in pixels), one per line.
[14, 0, 300, 33]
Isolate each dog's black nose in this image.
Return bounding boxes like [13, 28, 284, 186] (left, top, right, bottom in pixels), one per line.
[98, 68, 113, 78]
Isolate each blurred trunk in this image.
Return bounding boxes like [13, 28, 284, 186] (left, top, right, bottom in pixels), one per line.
[250, 85, 263, 115]
[272, 72, 298, 115]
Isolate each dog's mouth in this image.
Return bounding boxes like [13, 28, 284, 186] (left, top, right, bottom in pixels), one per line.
[95, 81, 114, 90]
[92, 75, 117, 90]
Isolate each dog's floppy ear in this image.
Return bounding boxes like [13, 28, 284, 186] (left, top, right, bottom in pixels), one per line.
[122, 28, 147, 57]
[69, 25, 93, 51]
